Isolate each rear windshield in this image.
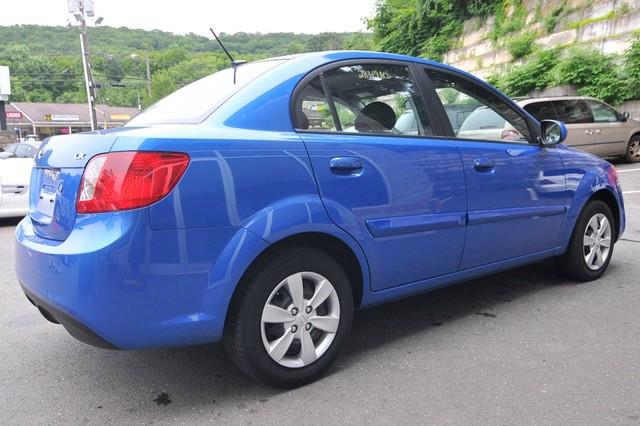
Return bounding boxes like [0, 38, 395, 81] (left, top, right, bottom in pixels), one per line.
[459, 107, 506, 131]
[126, 59, 286, 126]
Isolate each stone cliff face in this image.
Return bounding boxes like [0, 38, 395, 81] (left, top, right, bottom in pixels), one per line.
[444, 0, 640, 79]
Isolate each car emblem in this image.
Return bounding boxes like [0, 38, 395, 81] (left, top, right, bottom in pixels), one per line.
[74, 152, 87, 160]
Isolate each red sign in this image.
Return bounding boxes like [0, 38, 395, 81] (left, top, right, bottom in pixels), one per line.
[5, 111, 22, 119]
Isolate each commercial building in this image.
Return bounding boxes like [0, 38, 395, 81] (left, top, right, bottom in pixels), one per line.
[4, 102, 139, 140]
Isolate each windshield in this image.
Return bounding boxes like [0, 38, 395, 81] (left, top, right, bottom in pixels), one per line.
[459, 106, 507, 132]
[127, 59, 286, 126]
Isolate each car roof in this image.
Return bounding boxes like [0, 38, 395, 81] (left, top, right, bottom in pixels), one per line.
[281, 50, 483, 81]
[516, 96, 600, 105]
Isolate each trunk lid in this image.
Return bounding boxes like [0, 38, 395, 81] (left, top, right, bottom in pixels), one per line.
[30, 133, 119, 241]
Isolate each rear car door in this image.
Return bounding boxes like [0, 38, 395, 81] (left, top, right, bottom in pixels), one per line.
[585, 99, 629, 157]
[294, 61, 467, 291]
[552, 100, 598, 154]
[424, 68, 566, 269]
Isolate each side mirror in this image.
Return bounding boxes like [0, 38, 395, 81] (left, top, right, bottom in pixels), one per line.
[0, 152, 14, 159]
[622, 111, 630, 122]
[540, 119, 567, 146]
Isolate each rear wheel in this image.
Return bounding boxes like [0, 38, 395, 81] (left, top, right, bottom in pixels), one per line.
[625, 135, 640, 163]
[556, 200, 615, 281]
[224, 247, 353, 388]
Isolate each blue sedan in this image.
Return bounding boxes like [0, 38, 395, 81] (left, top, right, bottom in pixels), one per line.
[15, 51, 625, 387]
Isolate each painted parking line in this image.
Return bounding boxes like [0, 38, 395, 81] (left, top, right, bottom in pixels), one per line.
[617, 168, 640, 173]
[623, 190, 640, 194]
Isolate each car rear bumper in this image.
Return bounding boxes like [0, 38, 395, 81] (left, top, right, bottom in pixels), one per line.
[14, 212, 260, 349]
[21, 284, 119, 349]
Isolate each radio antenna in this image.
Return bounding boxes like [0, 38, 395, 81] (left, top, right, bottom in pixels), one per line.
[209, 28, 247, 84]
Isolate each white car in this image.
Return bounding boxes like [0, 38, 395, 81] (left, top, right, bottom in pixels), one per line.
[0, 156, 33, 218]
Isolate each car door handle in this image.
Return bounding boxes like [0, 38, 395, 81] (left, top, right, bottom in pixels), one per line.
[595, 129, 601, 134]
[585, 130, 593, 135]
[330, 157, 363, 173]
[473, 158, 494, 171]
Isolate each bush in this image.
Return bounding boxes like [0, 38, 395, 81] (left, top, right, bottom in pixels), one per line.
[491, 0, 527, 40]
[492, 48, 558, 96]
[553, 48, 630, 104]
[506, 33, 535, 59]
[625, 36, 640, 100]
[543, 4, 565, 34]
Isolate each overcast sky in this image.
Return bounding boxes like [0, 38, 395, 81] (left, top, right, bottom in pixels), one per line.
[1, 0, 376, 35]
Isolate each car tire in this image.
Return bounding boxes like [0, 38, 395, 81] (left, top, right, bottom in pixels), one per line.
[556, 200, 615, 281]
[224, 246, 353, 388]
[625, 135, 640, 163]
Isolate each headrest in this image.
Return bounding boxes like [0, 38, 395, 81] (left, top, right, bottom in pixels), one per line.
[296, 110, 310, 129]
[355, 102, 397, 132]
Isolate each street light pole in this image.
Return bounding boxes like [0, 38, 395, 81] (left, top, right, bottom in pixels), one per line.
[70, 0, 98, 130]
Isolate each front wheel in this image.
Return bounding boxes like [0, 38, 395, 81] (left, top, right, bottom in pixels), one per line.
[556, 200, 615, 281]
[224, 247, 353, 388]
[625, 135, 640, 163]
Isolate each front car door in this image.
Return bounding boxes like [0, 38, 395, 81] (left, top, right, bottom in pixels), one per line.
[584, 99, 629, 157]
[293, 61, 467, 291]
[552, 99, 598, 154]
[424, 68, 567, 269]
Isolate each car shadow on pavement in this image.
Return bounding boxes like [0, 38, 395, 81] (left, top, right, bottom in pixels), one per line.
[66, 258, 577, 412]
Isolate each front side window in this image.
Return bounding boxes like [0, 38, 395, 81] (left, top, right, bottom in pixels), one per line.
[427, 70, 531, 143]
[586, 100, 619, 123]
[552, 100, 593, 124]
[295, 63, 432, 136]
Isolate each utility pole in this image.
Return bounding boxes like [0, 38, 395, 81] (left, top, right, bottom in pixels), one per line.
[69, 0, 98, 130]
[0, 102, 6, 131]
[0, 66, 10, 131]
[145, 52, 151, 99]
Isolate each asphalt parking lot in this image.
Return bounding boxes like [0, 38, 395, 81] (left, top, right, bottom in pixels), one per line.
[1, 163, 639, 425]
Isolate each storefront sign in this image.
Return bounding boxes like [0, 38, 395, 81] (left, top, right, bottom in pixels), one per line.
[5, 111, 22, 119]
[44, 114, 80, 122]
[110, 114, 131, 121]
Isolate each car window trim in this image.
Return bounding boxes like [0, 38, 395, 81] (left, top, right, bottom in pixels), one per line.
[318, 72, 343, 131]
[419, 65, 542, 144]
[290, 58, 441, 138]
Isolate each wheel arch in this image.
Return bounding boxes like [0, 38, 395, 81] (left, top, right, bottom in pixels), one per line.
[589, 189, 621, 240]
[231, 232, 366, 312]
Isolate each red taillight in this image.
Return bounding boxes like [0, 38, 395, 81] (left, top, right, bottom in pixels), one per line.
[77, 151, 190, 214]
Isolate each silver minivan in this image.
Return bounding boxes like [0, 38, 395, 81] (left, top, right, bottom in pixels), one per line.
[519, 96, 640, 162]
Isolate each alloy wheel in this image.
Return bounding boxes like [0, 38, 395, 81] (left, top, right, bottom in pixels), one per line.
[583, 213, 612, 271]
[260, 271, 340, 368]
[629, 140, 640, 161]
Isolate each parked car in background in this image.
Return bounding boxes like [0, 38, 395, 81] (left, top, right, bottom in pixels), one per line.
[0, 143, 39, 159]
[15, 51, 626, 388]
[519, 96, 640, 162]
[0, 156, 32, 218]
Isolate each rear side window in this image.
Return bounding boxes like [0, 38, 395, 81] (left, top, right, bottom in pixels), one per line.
[294, 63, 433, 136]
[523, 101, 557, 121]
[295, 77, 337, 131]
[552, 100, 593, 124]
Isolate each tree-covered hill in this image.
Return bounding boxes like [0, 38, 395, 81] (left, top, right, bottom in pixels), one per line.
[0, 25, 372, 107]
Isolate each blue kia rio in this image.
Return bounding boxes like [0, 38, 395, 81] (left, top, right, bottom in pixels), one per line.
[15, 51, 625, 387]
